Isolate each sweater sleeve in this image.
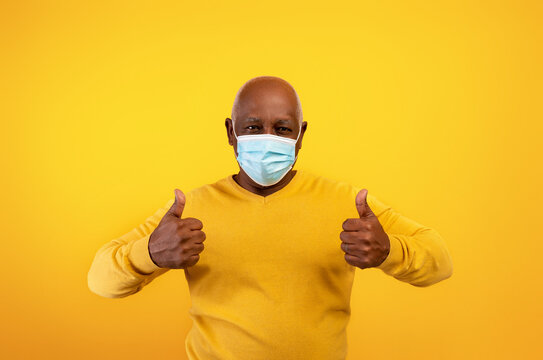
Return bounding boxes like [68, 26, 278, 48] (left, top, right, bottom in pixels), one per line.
[365, 192, 454, 287]
[87, 198, 175, 298]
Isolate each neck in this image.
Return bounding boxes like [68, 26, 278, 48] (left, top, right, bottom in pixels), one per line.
[233, 169, 297, 197]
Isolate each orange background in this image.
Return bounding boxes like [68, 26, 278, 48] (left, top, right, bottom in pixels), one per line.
[1, 1, 542, 359]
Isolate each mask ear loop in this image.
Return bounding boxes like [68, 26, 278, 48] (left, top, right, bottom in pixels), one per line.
[232, 120, 239, 141]
[291, 122, 303, 166]
[232, 120, 244, 159]
[294, 122, 302, 143]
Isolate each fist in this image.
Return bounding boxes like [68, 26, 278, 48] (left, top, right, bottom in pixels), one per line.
[340, 189, 390, 269]
[148, 189, 206, 269]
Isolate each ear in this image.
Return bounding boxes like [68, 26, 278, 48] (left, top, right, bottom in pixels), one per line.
[225, 117, 234, 146]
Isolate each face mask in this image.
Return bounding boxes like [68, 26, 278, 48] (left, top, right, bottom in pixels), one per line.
[233, 124, 302, 187]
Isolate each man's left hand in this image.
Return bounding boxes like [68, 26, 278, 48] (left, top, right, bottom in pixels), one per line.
[340, 189, 391, 269]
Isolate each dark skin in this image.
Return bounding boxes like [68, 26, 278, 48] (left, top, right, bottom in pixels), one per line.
[148, 76, 390, 270]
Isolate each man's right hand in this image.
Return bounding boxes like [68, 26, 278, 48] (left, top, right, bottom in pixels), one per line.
[148, 189, 206, 269]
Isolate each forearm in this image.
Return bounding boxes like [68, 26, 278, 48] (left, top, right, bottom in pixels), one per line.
[366, 192, 454, 287]
[87, 234, 167, 298]
[87, 202, 172, 298]
[377, 228, 453, 286]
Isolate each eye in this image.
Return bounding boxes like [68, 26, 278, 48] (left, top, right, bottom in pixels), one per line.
[246, 125, 259, 130]
[277, 127, 292, 132]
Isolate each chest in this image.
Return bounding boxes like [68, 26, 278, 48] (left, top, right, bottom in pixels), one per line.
[183, 196, 357, 287]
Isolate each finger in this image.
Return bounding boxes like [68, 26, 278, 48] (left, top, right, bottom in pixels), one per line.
[186, 254, 200, 267]
[344, 253, 361, 267]
[184, 242, 205, 257]
[356, 189, 374, 218]
[192, 243, 205, 253]
[341, 242, 353, 253]
[167, 189, 186, 218]
[342, 218, 365, 232]
[339, 231, 357, 243]
[189, 230, 206, 243]
[183, 217, 204, 231]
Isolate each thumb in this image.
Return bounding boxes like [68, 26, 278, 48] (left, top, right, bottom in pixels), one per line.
[355, 189, 373, 218]
[167, 189, 185, 218]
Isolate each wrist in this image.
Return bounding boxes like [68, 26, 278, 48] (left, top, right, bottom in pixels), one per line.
[128, 234, 162, 275]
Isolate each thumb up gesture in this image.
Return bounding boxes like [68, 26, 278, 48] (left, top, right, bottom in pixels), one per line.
[340, 189, 390, 269]
[148, 189, 206, 269]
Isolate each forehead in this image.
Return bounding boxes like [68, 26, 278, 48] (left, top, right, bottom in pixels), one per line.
[235, 82, 300, 122]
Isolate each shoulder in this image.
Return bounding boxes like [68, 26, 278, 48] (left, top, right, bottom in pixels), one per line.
[298, 170, 359, 199]
[299, 170, 391, 216]
[184, 175, 233, 203]
[156, 176, 232, 213]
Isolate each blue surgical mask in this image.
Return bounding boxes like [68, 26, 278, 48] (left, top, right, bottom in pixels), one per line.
[233, 124, 302, 187]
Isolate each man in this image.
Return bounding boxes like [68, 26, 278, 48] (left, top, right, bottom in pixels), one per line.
[88, 76, 453, 360]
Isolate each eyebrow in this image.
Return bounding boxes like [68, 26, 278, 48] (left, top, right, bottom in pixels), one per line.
[242, 117, 293, 124]
[276, 119, 292, 125]
[244, 117, 261, 122]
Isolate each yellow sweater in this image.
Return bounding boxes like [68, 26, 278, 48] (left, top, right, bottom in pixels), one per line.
[88, 169, 453, 359]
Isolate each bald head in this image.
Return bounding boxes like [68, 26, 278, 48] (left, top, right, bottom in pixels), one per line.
[231, 76, 303, 125]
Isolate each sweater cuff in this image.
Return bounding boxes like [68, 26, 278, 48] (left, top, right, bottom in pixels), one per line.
[376, 234, 402, 272]
[128, 234, 161, 275]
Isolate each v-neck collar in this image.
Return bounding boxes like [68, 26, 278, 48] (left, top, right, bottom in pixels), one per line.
[226, 169, 304, 204]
